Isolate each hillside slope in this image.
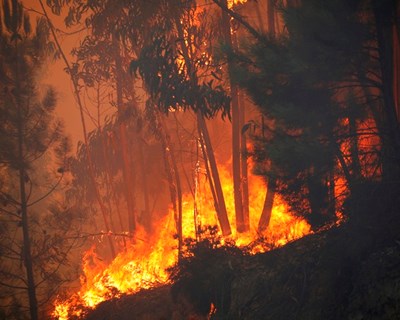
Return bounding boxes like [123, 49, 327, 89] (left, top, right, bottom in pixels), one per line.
[82, 184, 400, 320]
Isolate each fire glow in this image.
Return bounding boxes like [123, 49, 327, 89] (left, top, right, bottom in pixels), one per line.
[52, 162, 311, 319]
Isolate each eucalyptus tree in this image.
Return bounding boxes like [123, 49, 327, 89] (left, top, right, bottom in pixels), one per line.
[43, 0, 188, 244]
[0, 1, 80, 318]
[130, 0, 234, 236]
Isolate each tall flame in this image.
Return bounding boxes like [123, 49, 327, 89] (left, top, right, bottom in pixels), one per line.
[52, 162, 310, 319]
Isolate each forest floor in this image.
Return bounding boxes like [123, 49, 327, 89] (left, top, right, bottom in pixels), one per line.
[82, 182, 400, 320]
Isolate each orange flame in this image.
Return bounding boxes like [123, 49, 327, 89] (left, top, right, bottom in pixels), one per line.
[52, 162, 310, 319]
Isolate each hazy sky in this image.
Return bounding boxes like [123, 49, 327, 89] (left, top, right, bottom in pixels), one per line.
[24, 0, 91, 149]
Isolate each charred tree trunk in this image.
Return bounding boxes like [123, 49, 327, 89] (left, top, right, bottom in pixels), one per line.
[221, 0, 246, 232]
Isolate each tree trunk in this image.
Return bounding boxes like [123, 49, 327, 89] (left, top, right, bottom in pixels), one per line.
[328, 168, 336, 220]
[254, 0, 265, 33]
[17, 101, 38, 320]
[349, 113, 361, 179]
[137, 133, 152, 232]
[198, 124, 221, 235]
[173, 15, 231, 236]
[267, 0, 276, 35]
[39, 0, 116, 257]
[258, 178, 276, 233]
[158, 115, 183, 257]
[221, 0, 246, 232]
[198, 113, 232, 236]
[239, 93, 250, 230]
[257, 0, 278, 233]
[113, 34, 137, 234]
[373, 0, 400, 179]
[19, 161, 38, 320]
[15, 38, 38, 320]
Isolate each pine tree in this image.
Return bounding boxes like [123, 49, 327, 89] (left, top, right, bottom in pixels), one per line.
[231, 0, 400, 228]
[0, 1, 74, 318]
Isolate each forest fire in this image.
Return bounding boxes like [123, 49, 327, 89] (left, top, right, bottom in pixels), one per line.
[52, 162, 310, 319]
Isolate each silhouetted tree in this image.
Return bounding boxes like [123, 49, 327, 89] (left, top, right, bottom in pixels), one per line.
[230, 0, 400, 228]
[0, 1, 77, 318]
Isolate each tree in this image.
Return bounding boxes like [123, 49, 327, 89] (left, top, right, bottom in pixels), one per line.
[229, 0, 400, 228]
[43, 0, 184, 243]
[0, 1, 77, 318]
[130, 1, 233, 236]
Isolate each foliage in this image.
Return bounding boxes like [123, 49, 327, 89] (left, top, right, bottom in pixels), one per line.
[231, 0, 398, 228]
[130, 1, 231, 119]
[0, 1, 82, 317]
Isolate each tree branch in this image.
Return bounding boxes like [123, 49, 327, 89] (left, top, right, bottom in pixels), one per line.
[212, 0, 265, 43]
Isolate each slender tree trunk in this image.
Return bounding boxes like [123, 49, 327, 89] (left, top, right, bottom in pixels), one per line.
[258, 178, 276, 233]
[101, 129, 127, 249]
[254, 0, 265, 33]
[328, 167, 336, 219]
[137, 134, 152, 231]
[267, 0, 276, 35]
[257, 0, 277, 232]
[14, 30, 38, 317]
[159, 115, 183, 257]
[221, 0, 246, 232]
[349, 113, 361, 179]
[198, 124, 221, 231]
[18, 149, 38, 320]
[95, 87, 121, 244]
[113, 34, 137, 234]
[157, 113, 183, 257]
[197, 113, 232, 236]
[39, 0, 116, 257]
[15, 40, 38, 320]
[174, 15, 231, 236]
[336, 147, 354, 191]
[239, 93, 250, 229]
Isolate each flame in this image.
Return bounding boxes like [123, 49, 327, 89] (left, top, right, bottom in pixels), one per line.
[228, 0, 248, 9]
[52, 161, 310, 319]
[186, 161, 311, 249]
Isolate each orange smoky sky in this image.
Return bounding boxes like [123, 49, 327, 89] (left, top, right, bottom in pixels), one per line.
[23, 0, 90, 149]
